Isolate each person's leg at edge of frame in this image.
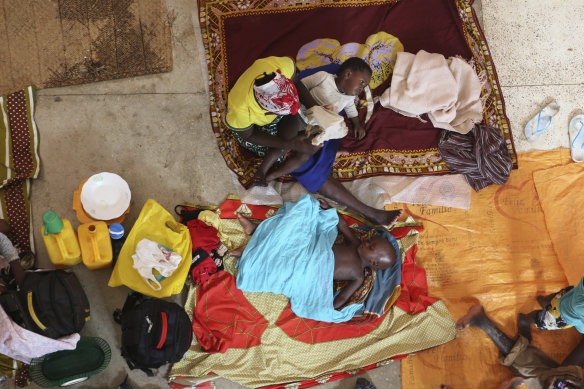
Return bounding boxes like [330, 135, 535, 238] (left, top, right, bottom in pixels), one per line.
[317, 177, 402, 227]
[456, 305, 515, 356]
[561, 338, 584, 367]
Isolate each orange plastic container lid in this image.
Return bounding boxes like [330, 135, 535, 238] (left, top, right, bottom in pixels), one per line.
[73, 178, 130, 225]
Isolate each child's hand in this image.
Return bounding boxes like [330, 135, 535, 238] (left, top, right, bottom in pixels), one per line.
[318, 198, 332, 210]
[353, 123, 366, 140]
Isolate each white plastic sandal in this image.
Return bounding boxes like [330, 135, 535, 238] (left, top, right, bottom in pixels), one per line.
[524, 102, 560, 141]
[569, 114, 584, 162]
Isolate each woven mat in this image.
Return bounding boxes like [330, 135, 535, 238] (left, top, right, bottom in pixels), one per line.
[0, 0, 172, 95]
[0, 87, 40, 255]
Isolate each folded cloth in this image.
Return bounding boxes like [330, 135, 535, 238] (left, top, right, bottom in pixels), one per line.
[438, 124, 512, 191]
[0, 305, 79, 363]
[191, 257, 218, 285]
[304, 106, 349, 145]
[236, 194, 363, 323]
[186, 219, 220, 252]
[380, 50, 483, 134]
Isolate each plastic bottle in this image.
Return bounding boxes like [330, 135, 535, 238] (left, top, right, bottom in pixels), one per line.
[109, 223, 126, 266]
[41, 210, 82, 268]
[78, 221, 113, 270]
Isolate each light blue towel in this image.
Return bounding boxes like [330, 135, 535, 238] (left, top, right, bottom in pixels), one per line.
[560, 275, 584, 333]
[236, 194, 363, 323]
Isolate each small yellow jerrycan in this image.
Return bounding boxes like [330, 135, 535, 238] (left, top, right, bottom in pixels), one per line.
[41, 210, 82, 268]
[78, 222, 113, 270]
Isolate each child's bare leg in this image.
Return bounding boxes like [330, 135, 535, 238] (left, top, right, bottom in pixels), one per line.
[517, 311, 538, 342]
[237, 214, 257, 235]
[229, 214, 258, 257]
[265, 152, 312, 181]
[228, 245, 247, 257]
[335, 149, 350, 158]
[254, 115, 304, 182]
[456, 305, 514, 356]
[318, 177, 402, 226]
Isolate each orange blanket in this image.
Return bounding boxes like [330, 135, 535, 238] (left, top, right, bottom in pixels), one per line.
[399, 149, 582, 388]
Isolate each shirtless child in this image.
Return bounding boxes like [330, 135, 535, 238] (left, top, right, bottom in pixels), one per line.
[231, 198, 400, 310]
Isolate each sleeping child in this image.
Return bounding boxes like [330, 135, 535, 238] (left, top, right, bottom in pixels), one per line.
[264, 57, 373, 182]
[231, 194, 401, 323]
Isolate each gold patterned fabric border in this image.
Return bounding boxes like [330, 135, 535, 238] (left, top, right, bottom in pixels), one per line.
[198, 0, 517, 187]
[455, 0, 517, 167]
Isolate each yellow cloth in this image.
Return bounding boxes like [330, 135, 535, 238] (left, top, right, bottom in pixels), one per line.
[108, 199, 192, 298]
[400, 149, 582, 389]
[225, 56, 296, 130]
[296, 31, 403, 90]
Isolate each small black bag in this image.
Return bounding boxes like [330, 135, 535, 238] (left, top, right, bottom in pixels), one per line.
[113, 293, 192, 376]
[0, 270, 90, 339]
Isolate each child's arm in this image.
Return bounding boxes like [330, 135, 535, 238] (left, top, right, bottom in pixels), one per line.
[349, 117, 366, 140]
[334, 277, 363, 309]
[337, 216, 360, 245]
[293, 74, 320, 109]
[318, 199, 360, 245]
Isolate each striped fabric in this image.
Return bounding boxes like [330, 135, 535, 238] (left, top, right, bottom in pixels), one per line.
[0, 87, 41, 254]
[438, 125, 512, 191]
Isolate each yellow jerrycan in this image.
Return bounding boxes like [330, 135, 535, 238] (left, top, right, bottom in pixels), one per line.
[78, 221, 113, 270]
[41, 210, 82, 268]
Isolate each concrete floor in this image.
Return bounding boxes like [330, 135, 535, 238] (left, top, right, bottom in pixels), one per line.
[21, 0, 584, 387]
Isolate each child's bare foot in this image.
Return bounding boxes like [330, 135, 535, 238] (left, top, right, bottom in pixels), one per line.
[456, 305, 486, 330]
[228, 245, 246, 257]
[335, 149, 350, 158]
[369, 209, 402, 227]
[517, 313, 534, 342]
[237, 214, 257, 235]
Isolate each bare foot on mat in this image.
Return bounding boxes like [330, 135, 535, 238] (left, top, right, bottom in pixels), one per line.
[369, 209, 403, 227]
[228, 245, 246, 257]
[456, 305, 485, 330]
[237, 214, 257, 235]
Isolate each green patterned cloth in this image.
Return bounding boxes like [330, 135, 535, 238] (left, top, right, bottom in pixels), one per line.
[231, 116, 283, 157]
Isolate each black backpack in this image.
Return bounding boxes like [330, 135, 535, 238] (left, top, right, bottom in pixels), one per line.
[0, 270, 90, 339]
[113, 293, 192, 376]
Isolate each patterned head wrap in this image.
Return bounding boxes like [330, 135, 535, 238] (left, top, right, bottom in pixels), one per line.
[253, 70, 299, 115]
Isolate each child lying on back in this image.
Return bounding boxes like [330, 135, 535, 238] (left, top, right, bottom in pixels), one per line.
[231, 197, 400, 311]
[264, 57, 373, 182]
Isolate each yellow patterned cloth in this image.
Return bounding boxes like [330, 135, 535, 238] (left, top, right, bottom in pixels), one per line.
[297, 32, 403, 90]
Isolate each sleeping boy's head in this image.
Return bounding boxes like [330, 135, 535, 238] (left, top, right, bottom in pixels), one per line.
[357, 236, 397, 270]
[337, 57, 372, 97]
